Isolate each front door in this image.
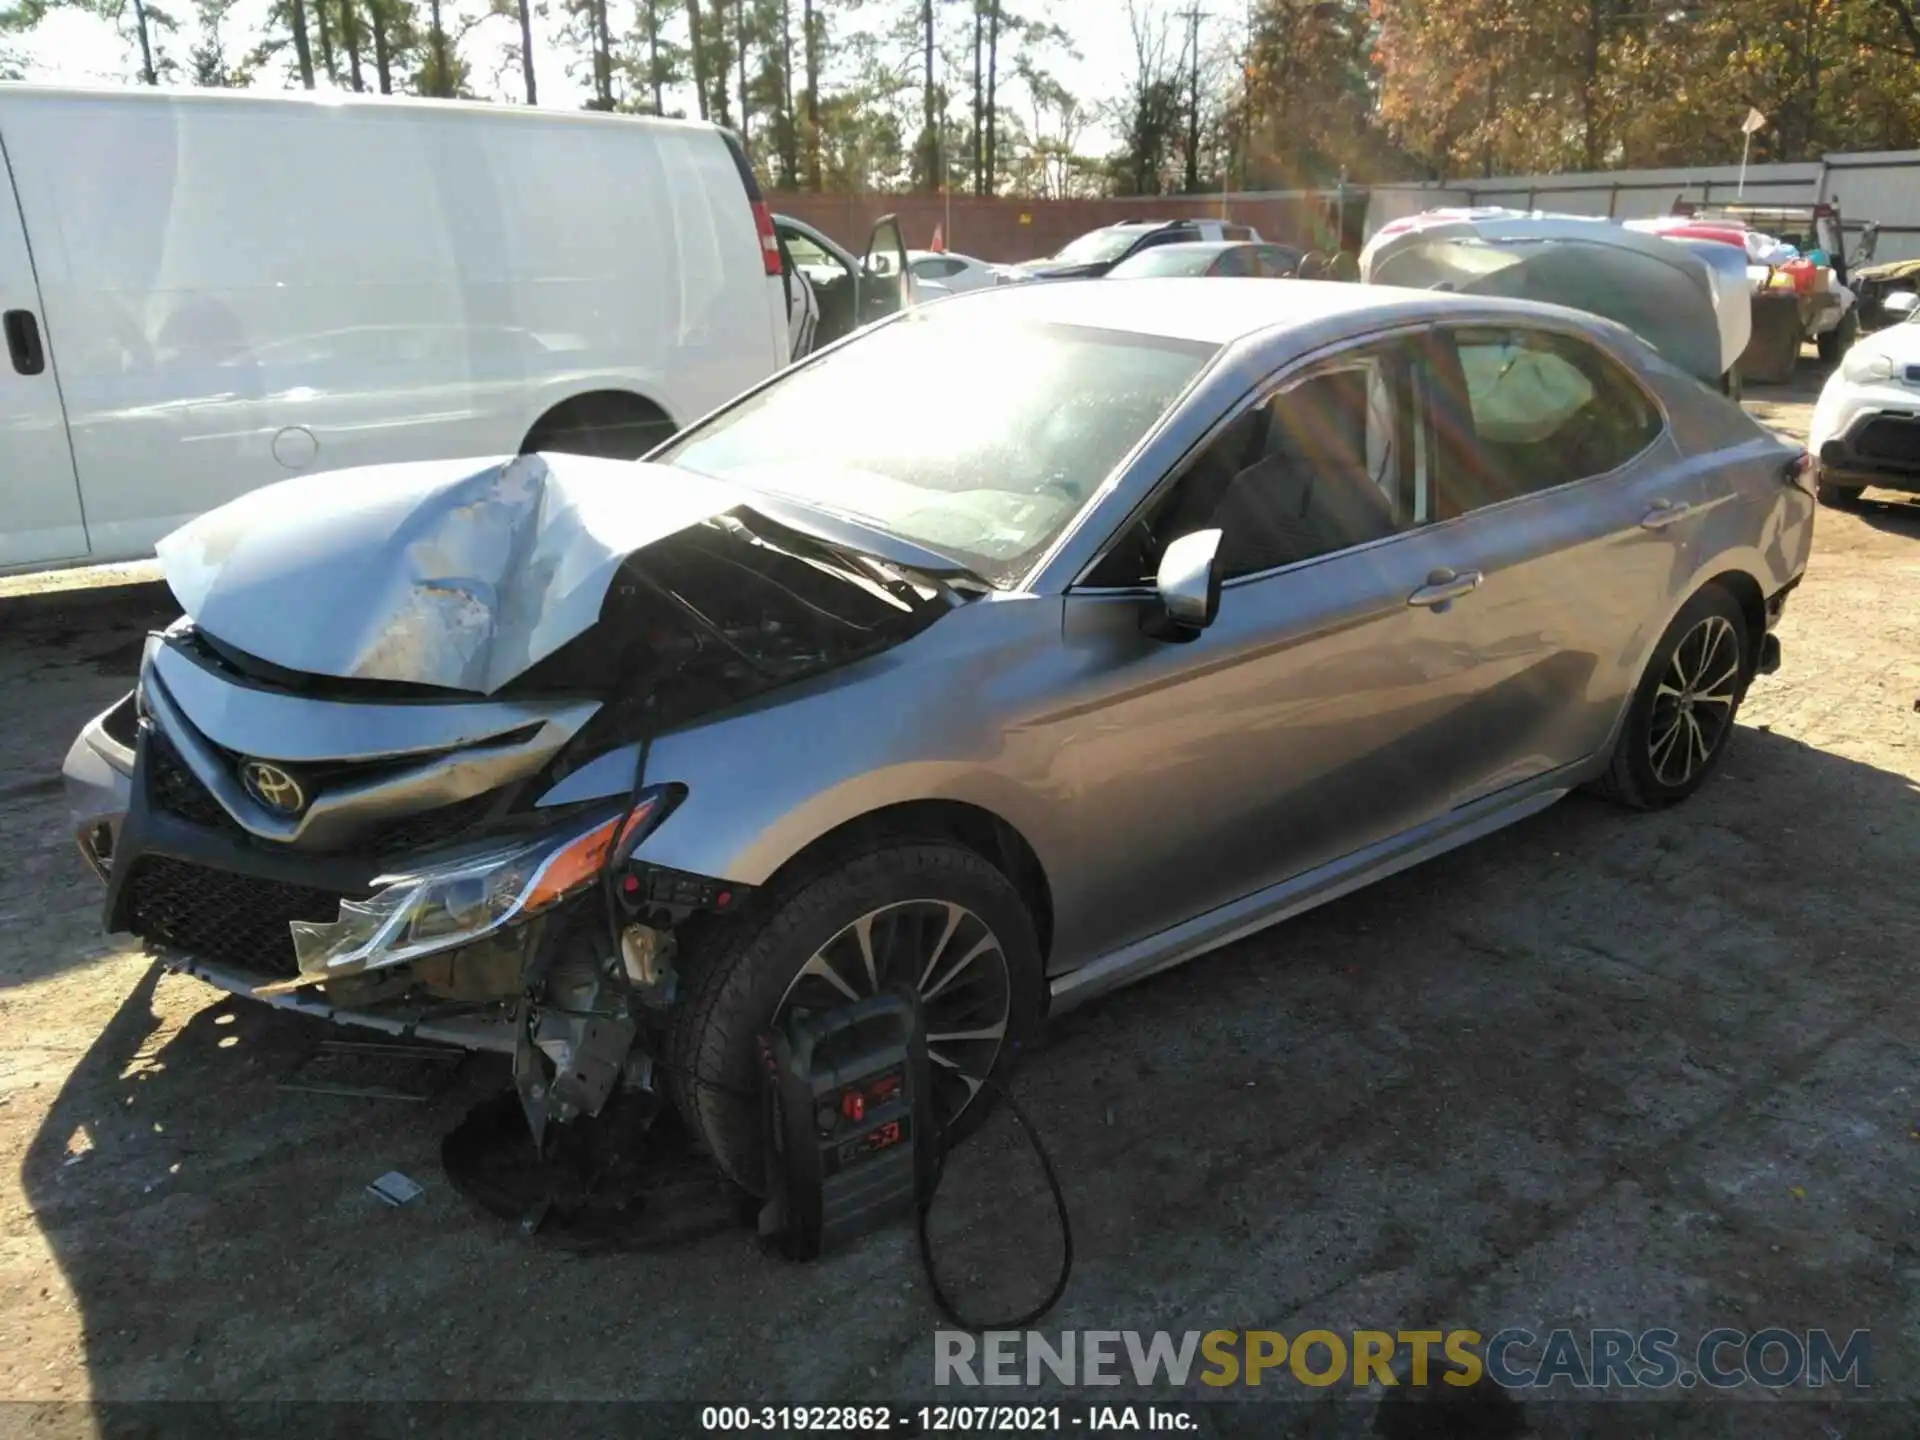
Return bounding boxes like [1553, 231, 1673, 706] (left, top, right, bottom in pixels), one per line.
[1048, 337, 1502, 963]
[859, 215, 910, 326]
[0, 135, 86, 569]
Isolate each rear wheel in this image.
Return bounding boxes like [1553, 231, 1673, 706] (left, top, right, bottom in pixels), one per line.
[1817, 477, 1864, 507]
[1817, 307, 1859, 365]
[521, 392, 675, 461]
[1592, 586, 1750, 811]
[1720, 364, 1743, 403]
[668, 840, 1045, 1192]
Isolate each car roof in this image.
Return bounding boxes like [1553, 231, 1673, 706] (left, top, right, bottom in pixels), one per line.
[927, 276, 1548, 347]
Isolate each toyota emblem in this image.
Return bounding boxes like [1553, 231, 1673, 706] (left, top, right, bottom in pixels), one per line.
[240, 759, 307, 815]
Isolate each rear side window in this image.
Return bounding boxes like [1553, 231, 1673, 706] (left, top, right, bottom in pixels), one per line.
[1442, 327, 1663, 510]
[1212, 247, 1255, 277]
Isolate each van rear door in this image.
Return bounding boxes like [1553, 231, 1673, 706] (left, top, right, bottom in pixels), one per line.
[0, 132, 86, 569]
[718, 129, 792, 373]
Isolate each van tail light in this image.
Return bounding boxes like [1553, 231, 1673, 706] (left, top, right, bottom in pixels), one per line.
[753, 201, 782, 277]
[1784, 450, 1815, 493]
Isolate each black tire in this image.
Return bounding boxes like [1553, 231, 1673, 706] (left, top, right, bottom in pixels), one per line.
[1720, 364, 1743, 404]
[1817, 308, 1859, 365]
[1817, 478, 1864, 508]
[522, 393, 675, 461]
[1591, 585, 1750, 811]
[668, 840, 1046, 1193]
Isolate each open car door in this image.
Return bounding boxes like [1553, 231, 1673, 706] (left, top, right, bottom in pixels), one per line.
[859, 214, 910, 326]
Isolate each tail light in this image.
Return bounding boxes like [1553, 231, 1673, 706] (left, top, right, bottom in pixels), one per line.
[752, 201, 782, 277]
[1784, 450, 1815, 492]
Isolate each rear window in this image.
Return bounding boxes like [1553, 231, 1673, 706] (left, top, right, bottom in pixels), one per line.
[1110, 248, 1218, 278]
[1052, 227, 1153, 265]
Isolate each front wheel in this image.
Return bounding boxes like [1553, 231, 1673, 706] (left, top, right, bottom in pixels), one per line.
[668, 841, 1046, 1192]
[1591, 586, 1750, 811]
[1818, 478, 1864, 507]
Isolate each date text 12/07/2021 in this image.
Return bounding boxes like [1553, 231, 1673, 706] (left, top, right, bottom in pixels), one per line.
[699, 1404, 1197, 1432]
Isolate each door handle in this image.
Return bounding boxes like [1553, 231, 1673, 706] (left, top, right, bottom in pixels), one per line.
[4, 309, 45, 376]
[1640, 500, 1692, 530]
[1407, 568, 1483, 607]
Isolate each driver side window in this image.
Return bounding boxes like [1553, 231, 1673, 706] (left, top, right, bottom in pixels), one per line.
[1086, 342, 1429, 586]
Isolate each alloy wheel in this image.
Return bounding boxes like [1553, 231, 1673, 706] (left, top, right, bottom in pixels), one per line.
[776, 899, 1012, 1127]
[1648, 614, 1741, 787]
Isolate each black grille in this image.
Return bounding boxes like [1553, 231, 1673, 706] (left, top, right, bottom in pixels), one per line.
[361, 792, 501, 855]
[1855, 415, 1920, 466]
[124, 855, 352, 979]
[146, 732, 246, 836]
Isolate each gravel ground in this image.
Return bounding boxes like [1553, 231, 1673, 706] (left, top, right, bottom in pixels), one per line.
[1, 375, 1916, 1437]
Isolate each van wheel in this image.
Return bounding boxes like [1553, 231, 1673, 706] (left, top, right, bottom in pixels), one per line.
[1720, 365, 1743, 403]
[521, 391, 675, 461]
[1817, 479, 1864, 507]
[1591, 586, 1750, 811]
[668, 841, 1045, 1193]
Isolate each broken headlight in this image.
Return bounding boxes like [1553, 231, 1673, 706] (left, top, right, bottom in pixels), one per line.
[280, 794, 667, 987]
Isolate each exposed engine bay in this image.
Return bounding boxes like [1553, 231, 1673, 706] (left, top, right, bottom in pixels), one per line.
[66, 452, 962, 1146]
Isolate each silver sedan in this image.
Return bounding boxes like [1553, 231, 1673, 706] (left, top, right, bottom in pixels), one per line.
[63, 279, 1814, 1182]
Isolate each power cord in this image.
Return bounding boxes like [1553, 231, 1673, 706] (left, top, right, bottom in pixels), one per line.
[916, 1072, 1074, 1331]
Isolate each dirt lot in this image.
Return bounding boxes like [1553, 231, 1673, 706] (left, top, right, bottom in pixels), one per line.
[1, 374, 1917, 1436]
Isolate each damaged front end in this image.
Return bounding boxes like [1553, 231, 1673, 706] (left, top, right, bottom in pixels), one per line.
[65, 452, 954, 1138]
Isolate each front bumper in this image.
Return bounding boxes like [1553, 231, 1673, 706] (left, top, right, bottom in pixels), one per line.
[62, 693, 535, 1050]
[1809, 378, 1920, 493]
[64, 695, 136, 880]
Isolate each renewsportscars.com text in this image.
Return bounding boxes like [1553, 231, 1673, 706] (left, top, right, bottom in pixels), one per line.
[934, 1327, 1871, 1391]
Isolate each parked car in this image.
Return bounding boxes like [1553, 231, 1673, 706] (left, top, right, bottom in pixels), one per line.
[906, 249, 1020, 293]
[0, 84, 817, 574]
[1362, 209, 1750, 397]
[773, 213, 913, 358]
[1848, 256, 1920, 334]
[1107, 240, 1304, 279]
[1808, 298, 1920, 506]
[1023, 218, 1261, 279]
[64, 280, 1812, 1183]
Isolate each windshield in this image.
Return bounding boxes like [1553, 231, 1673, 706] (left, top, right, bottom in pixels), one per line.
[1112, 248, 1217, 277]
[658, 314, 1215, 586]
[1051, 227, 1152, 265]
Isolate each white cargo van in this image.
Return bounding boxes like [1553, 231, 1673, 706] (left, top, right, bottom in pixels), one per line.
[0, 84, 905, 572]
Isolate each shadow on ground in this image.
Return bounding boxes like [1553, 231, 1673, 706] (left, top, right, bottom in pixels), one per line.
[18, 723, 1918, 1435]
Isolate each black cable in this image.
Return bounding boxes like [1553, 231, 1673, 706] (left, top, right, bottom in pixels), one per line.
[916, 1073, 1074, 1331]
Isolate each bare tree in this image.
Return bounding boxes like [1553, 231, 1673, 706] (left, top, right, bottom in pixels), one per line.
[1115, 0, 1181, 194]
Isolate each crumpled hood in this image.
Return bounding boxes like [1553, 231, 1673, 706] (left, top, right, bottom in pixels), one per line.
[157, 453, 748, 695]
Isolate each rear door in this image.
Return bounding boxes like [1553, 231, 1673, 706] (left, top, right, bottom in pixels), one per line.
[1409, 321, 1692, 805]
[0, 134, 87, 569]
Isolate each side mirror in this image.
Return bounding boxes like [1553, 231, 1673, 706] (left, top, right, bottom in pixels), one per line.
[1143, 529, 1223, 642]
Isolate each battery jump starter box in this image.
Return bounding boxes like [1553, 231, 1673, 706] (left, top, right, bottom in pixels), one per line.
[758, 991, 936, 1259]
